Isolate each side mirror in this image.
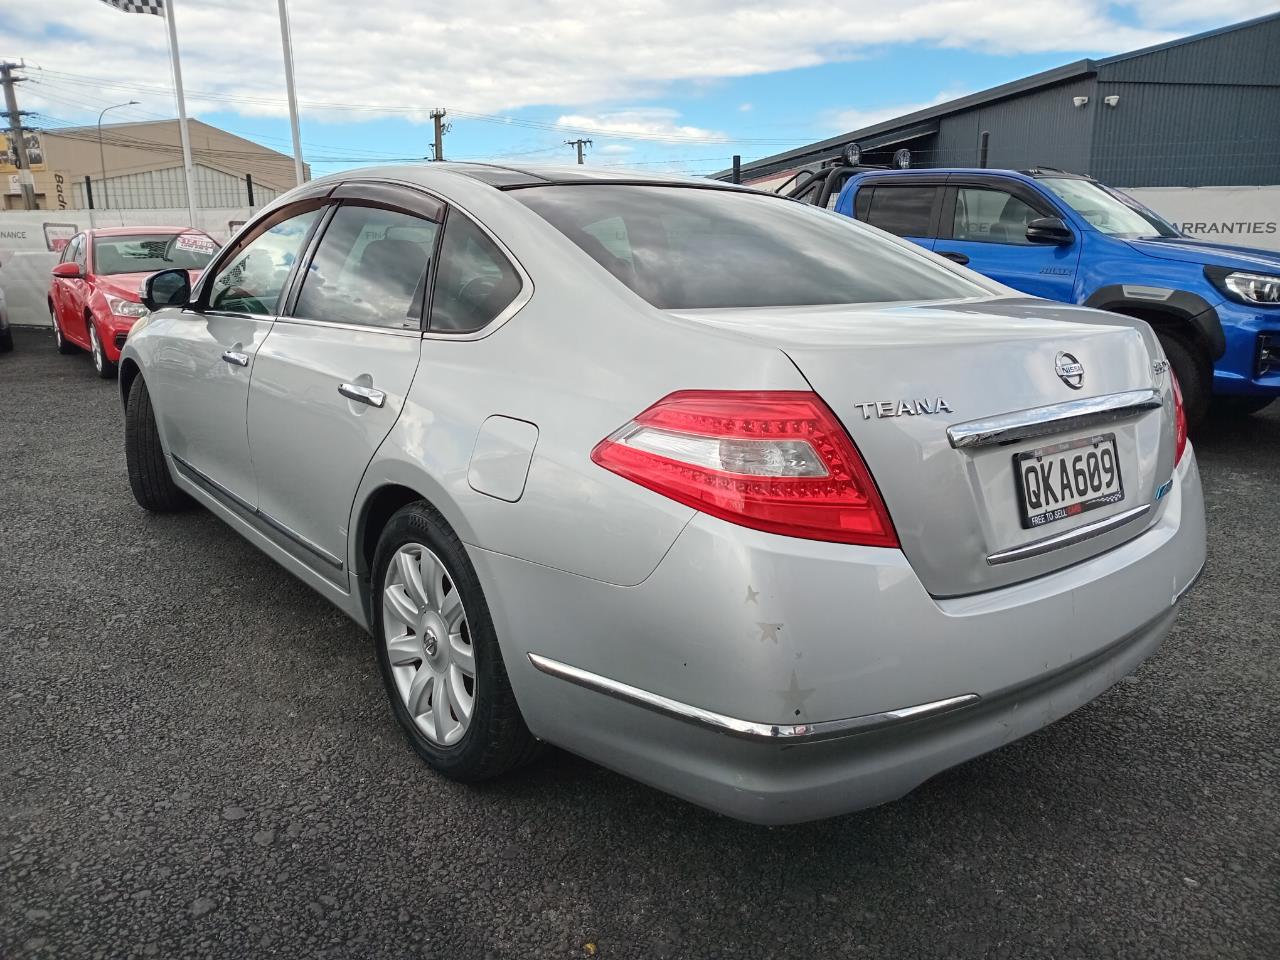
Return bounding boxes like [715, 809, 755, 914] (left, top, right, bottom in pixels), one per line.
[1026, 216, 1074, 245]
[51, 262, 82, 279]
[142, 269, 192, 312]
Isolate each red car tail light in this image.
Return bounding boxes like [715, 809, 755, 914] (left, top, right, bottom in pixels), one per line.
[1171, 372, 1188, 465]
[591, 390, 899, 548]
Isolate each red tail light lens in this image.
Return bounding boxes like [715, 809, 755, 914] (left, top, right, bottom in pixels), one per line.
[591, 391, 899, 547]
[1171, 372, 1188, 465]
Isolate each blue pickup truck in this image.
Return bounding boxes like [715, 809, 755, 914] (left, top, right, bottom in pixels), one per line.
[784, 164, 1280, 425]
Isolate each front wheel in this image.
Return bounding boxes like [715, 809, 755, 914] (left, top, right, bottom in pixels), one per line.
[372, 502, 540, 782]
[1156, 333, 1210, 430]
[1210, 395, 1275, 418]
[125, 375, 191, 512]
[52, 308, 76, 355]
[89, 322, 117, 379]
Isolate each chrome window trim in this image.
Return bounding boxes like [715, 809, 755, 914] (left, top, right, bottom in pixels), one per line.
[947, 388, 1163, 449]
[986, 502, 1151, 565]
[172, 453, 344, 571]
[271, 314, 424, 339]
[527, 652, 980, 742]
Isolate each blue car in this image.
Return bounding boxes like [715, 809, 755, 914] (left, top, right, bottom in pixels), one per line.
[787, 164, 1280, 425]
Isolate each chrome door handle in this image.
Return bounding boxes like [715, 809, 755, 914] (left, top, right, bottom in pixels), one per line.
[221, 350, 250, 367]
[338, 383, 386, 408]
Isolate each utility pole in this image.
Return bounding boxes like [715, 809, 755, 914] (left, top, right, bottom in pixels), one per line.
[429, 108, 449, 161]
[1, 61, 38, 210]
[565, 138, 592, 165]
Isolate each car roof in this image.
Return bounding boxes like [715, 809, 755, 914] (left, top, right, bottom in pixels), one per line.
[88, 226, 207, 237]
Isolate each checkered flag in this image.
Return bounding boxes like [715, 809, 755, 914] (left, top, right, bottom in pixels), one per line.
[99, 0, 164, 15]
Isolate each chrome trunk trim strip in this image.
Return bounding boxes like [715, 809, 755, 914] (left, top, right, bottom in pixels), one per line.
[526, 652, 980, 742]
[986, 503, 1151, 565]
[947, 389, 1163, 449]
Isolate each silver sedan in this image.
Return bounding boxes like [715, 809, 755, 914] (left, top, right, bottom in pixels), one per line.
[118, 164, 1206, 824]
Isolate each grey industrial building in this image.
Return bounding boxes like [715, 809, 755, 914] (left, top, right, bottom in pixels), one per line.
[721, 11, 1280, 189]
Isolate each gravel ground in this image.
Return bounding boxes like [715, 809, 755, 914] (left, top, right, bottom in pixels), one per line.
[1, 324, 1277, 959]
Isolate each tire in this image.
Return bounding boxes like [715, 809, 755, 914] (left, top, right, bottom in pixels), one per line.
[371, 501, 540, 782]
[0, 327, 12, 354]
[1210, 395, 1275, 418]
[89, 321, 117, 379]
[52, 307, 76, 354]
[1156, 333, 1210, 430]
[125, 375, 191, 512]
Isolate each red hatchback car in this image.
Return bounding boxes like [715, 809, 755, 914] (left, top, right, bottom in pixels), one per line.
[49, 226, 218, 378]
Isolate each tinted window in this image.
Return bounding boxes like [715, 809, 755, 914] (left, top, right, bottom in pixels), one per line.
[429, 213, 522, 333]
[952, 188, 1042, 244]
[513, 184, 985, 309]
[70, 235, 86, 267]
[208, 207, 320, 314]
[864, 185, 937, 238]
[92, 232, 217, 275]
[293, 205, 439, 330]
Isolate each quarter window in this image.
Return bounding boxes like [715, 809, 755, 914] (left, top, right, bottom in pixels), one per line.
[863, 185, 938, 238]
[293, 204, 440, 330]
[208, 207, 321, 315]
[951, 188, 1041, 245]
[429, 213, 522, 334]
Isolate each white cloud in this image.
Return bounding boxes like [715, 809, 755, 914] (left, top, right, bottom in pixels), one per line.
[554, 108, 727, 143]
[598, 143, 635, 155]
[738, 103, 754, 112]
[8, 0, 1271, 131]
[825, 88, 973, 133]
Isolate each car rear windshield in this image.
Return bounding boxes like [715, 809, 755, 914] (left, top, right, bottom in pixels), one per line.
[92, 233, 218, 275]
[511, 185, 989, 309]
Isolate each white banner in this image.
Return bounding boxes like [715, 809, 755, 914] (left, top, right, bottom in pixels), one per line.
[1123, 186, 1280, 252]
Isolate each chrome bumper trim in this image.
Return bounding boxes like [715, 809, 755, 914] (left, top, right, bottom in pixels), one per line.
[527, 652, 980, 743]
[947, 389, 1163, 450]
[986, 503, 1151, 565]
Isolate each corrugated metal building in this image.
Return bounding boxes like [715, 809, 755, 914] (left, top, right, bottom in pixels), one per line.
[721, 12, 1280, 189]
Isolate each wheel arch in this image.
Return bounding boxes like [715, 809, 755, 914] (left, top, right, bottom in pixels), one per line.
[354, 482, 447, 624]
[1083, 285, 1225, 361]
[118, 357, 141, 408]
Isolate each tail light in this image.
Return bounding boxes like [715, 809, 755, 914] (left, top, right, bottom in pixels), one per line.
[591, 391, 898, 547]
[1171, 371, 1188, 465]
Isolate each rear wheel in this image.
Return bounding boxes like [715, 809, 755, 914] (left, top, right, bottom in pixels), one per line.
[0, 327, 12, 354]
[89, 321, 117, 379]
[1210, 395, 1274, 417]
[52, 306, 76, 355]
[372, 502, 540, 782]
[1155, 333, 1210, 429]
[125, 375, 191, 512]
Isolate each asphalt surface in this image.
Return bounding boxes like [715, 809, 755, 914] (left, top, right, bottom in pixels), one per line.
[1, 324, 1277, 959]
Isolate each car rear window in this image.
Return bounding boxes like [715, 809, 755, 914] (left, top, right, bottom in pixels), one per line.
[512, 185, 985, 309]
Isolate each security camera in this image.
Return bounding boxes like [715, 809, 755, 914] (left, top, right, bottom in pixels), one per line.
[1104, 95, 1120, 107]
[1072, 96, 1089, 108]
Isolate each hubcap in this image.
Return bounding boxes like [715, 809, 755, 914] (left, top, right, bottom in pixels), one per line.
[382, 543, 476, 746]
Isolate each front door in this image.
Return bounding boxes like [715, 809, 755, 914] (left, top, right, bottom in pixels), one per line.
[150, 203, 324, 508]
[246, 193, 441, 581]
[934, 183, 1080, 301]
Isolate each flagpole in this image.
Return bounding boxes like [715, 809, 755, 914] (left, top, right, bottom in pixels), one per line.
[277, 0, 306, 185]
[162, 0, 198, 226]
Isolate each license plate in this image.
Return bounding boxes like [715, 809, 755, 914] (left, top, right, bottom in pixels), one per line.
[1014, 433, 1124, 529]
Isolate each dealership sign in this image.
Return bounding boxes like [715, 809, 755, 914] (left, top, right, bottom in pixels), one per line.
[1125, 186, 1280, 252]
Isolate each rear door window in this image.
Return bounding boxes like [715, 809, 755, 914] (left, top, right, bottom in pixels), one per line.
[863, 185, 938, 238]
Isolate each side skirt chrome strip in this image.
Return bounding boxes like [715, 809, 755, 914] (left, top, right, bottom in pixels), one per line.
[986, 503, 1150, 566]
[526, 652, 979, 743]
[172, 454, 345, 572]
[947, 389, 1163, 450]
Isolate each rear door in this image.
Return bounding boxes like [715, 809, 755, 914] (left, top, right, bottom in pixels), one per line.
[934, 177, 1081, 299]
[847, 178, 943, 251]
[245, 183, 442, 583]
[151, 201, 326, 508]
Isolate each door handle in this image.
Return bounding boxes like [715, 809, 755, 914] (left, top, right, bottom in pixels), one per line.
[221, 350, 250, 367]
[338, 382, 386, 408]
[937, 251, 970, 266]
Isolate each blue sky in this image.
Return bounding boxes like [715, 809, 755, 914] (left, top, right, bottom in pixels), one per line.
[6, 0, 1278, 179]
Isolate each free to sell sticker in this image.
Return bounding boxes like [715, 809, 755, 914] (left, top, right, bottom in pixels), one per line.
[175, 233, 217, 254]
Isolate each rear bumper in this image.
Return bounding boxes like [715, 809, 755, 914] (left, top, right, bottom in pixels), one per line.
[472, 449, 1206, 823]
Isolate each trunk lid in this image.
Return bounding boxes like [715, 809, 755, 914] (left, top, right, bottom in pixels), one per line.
[671, 296, 1176, 596]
